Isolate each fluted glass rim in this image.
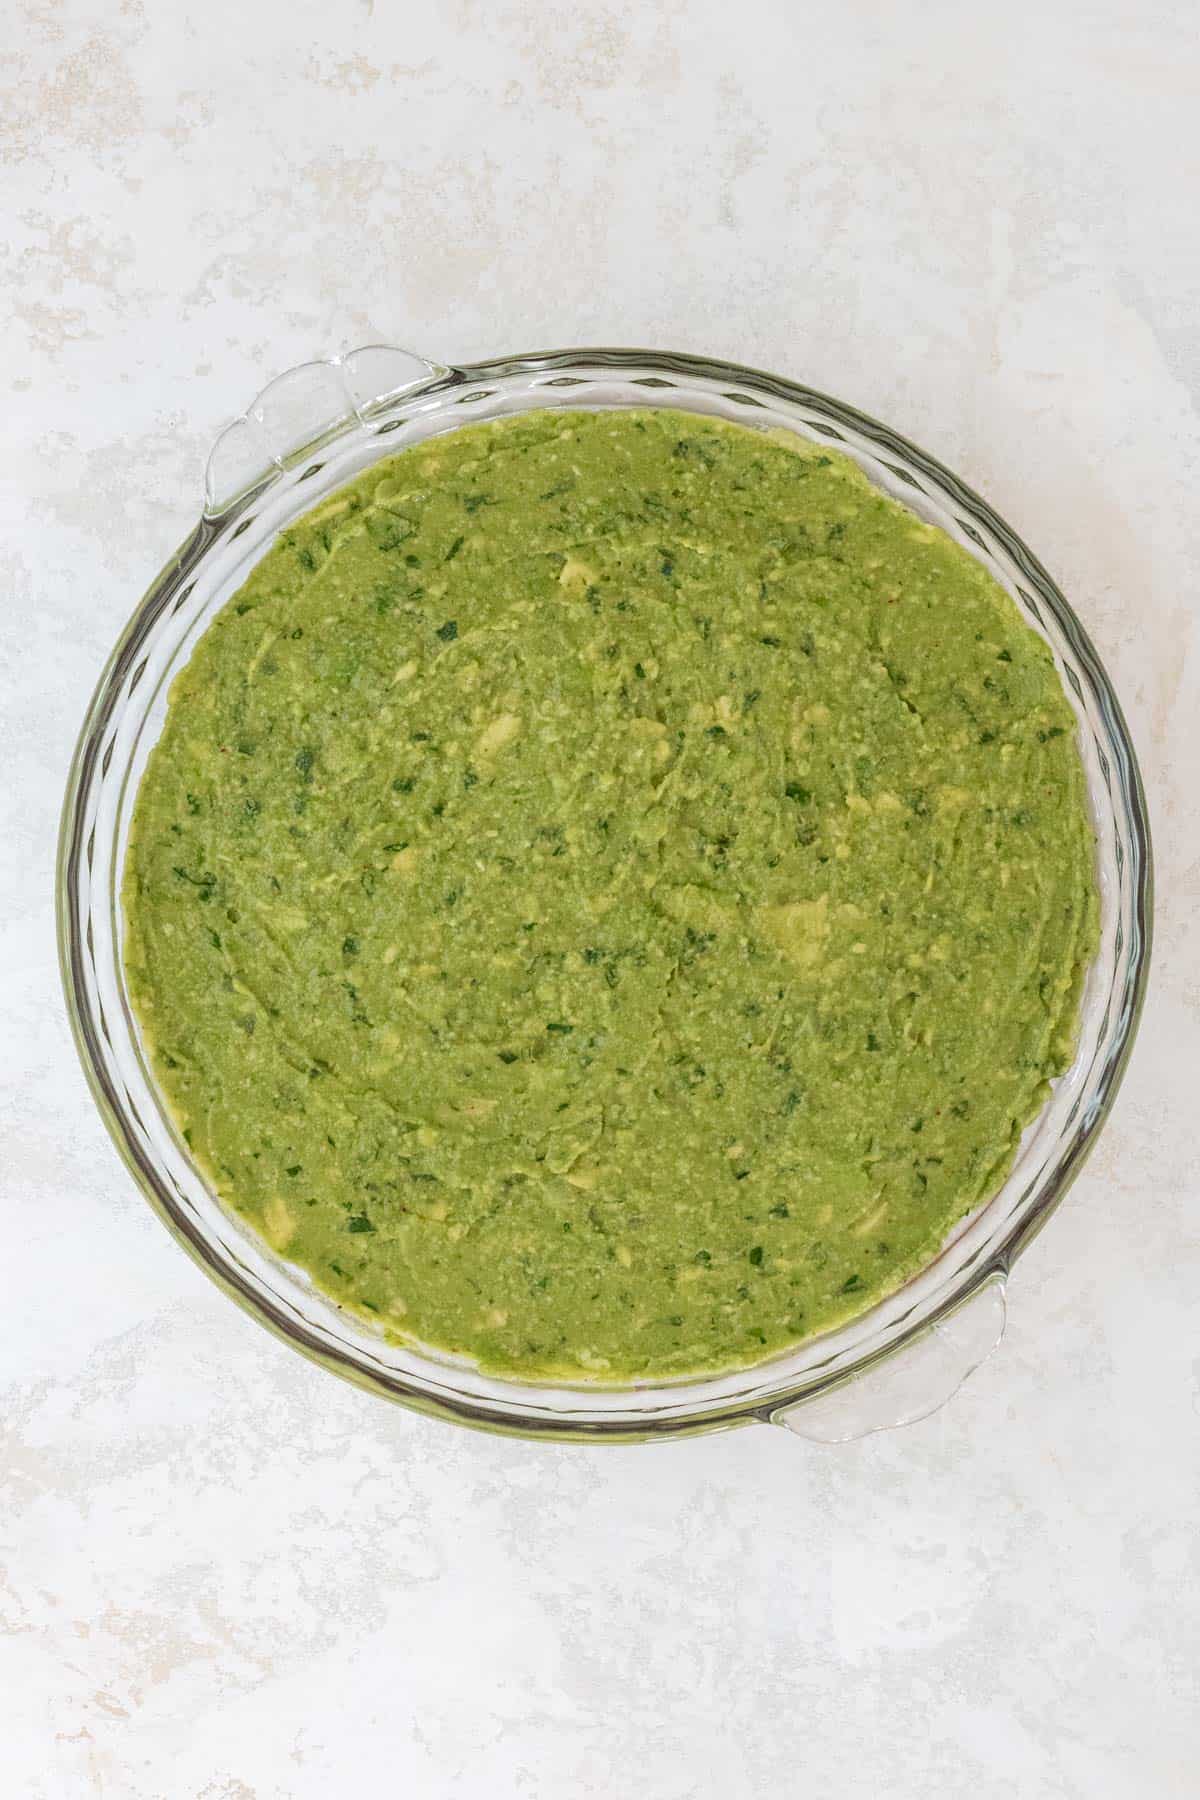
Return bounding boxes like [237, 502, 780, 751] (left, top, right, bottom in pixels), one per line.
[56, 345, 1153, 1441]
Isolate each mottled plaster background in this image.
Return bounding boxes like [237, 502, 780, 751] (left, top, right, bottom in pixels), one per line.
[3, 2, 1199, 1795]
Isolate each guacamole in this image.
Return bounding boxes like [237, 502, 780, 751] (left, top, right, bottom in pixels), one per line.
[123, 408, 1097, 1380]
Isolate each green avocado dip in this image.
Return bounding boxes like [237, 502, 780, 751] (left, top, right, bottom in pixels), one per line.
[123, 407, 1097, 1381]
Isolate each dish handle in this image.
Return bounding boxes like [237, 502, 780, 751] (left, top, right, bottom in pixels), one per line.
[766, 1273, 1007, 1442]
[203, 345, 451, 518]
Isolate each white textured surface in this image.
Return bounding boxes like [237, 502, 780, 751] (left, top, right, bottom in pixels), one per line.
[3, 3, 1199, 1794]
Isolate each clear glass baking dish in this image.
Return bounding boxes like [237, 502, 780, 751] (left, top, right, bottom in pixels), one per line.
[56, 345, 1152, 1443]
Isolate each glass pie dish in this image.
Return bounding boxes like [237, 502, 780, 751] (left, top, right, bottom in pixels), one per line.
[56, 344, 1152, 1443]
